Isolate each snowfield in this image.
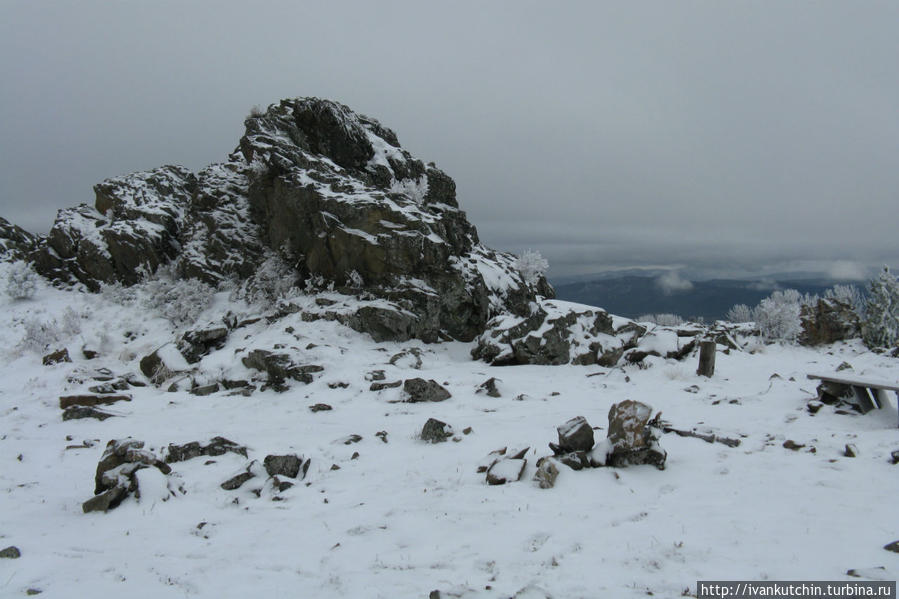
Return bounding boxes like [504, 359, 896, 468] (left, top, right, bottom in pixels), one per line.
[1, 281, 898, 598]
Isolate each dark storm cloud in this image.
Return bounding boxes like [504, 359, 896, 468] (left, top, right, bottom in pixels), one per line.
[2, 1, 897, 278]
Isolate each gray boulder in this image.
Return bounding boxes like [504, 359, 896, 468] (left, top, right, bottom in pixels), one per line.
[403, 378, 451, 402]
[420, 418, 453, 443]
[552, 416, 595, 453]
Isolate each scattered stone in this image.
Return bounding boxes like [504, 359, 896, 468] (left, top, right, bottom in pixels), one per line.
[836, 361, 854, 372]
[403, 378, 451, 402]
[59, 394, 131, 409]
[366, 370, 386, 382]
[463, 427, 473, 435]
[551, 416, 594, 454]
[26, 588, 42, 595]
[844, 444, 858, 458]
[82, 348, 99, 360]
[370, 380, 402, 391]
[421, 418, 453, 443]
[603, 400, 666, 470]
[341, 434, 363, 445]
[263, 454, 304, 478]
[166, 437, 247, 463]
[139, 345, 187, 385]
[62, 406, 115, 421]
[42, 348, 71, 365]
[890, 450, 899, 465]
[330, 464, 340, 471]
[88, 382, 118, 394]
[806, 400, 824, 415]
[884, 541, 899, 553]
[221, 471, 255, 491]
[684, 385, 700, 394]
[190, 382, 220, 396]
[0, 546, 21, 558]
[241, 349, 323, 386]
[83, 439, 172, 513]
[783, 440, 805, 451]
[486, 458, 527, 485]
[476, 377, 502, 397]
[179, 325, 229, 363]
[351, 452, 360, 460]
[375, 431, 388, 443]
[273, 477, 294, 492]
[534, 458, 560, 489]
[328, 382, 350, 389]
[816, 381, 853, 405]
[389, 347, 423, 369]
[309, 403, 333, 412]
[557, 452, 590, 471]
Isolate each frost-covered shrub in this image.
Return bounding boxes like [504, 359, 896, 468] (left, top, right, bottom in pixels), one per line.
[861, 266, 899, 349]
[726, 304, 753, 324]
[16, 307, 83, 354]
[234, 253, 298, 307]
[137, 265, 214, 327]
[753, 289, 803, 342]
[514, 249, 549, 285]
[824, 284, 865, 316]
[637, 313, 685, 326]
[4, 261, 39, 300]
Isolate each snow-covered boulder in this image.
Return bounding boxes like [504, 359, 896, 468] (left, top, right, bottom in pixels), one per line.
[472, 299, 642, 366]
[0, 216, 37, 261]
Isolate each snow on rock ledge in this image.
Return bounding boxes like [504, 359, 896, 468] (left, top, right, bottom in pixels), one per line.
[18, 97, 551, 343]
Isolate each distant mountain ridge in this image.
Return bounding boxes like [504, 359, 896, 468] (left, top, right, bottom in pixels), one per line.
[552, 274, 862, 321]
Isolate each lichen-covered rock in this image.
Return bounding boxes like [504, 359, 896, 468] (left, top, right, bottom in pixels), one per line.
[534, 458, 560, 489]
[602, 400, 666, 470]
[800, 298, 861, 346]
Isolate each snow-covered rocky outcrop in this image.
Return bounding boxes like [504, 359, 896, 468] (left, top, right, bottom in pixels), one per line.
[16, 98, 552, 343]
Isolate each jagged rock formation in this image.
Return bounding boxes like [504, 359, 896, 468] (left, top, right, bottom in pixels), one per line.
[0, 216, 37, 260]
[16, 97, 551, 342]
[799, 298, 860, 346]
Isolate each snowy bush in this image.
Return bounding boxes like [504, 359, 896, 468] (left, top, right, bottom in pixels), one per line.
[824, 284, 865, 316]
[861, 266, 899, 349]
[135, 265, 215, 327]
[725, 304, 753, 324]
[4, 261, 39, 300]
[234, 253, 298, 307]
[637, 313, 685, 326]
[753, 289, 803, 342]
[16, 307, 83, 354]
[514, 250, 549, 285]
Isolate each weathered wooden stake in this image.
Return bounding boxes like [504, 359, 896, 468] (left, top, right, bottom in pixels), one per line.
[696, 340, 716, 377]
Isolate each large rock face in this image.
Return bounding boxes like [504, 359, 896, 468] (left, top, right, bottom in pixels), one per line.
[21, 97, 551, 341]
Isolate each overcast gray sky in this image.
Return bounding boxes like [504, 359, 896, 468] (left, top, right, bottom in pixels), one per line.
[1, 1, 897, 280]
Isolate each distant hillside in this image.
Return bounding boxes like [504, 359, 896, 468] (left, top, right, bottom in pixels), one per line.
[552, 275, 855, 321]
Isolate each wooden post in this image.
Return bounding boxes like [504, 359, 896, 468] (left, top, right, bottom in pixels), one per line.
[696, 340, 716, 377]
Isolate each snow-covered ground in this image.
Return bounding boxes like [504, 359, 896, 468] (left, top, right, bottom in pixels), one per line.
[1, 280, 898, 598]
